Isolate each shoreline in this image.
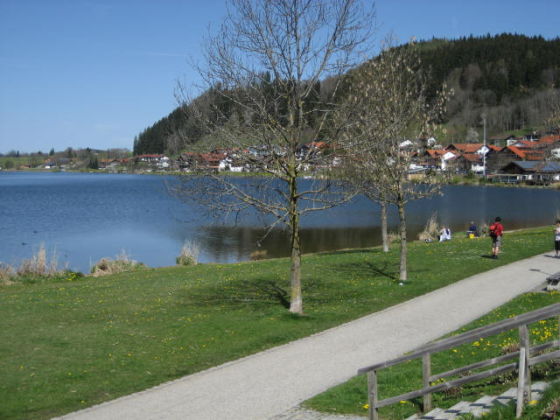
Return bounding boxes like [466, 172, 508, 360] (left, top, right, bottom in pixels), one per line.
[2, 168, 559, 189]
[1, 225, 554, 282]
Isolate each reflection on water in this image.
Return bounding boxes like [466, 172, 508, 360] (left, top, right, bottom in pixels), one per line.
[199, 183, 560, 261]
[0, 172, 558, 272]
[199, 225, 386, 260]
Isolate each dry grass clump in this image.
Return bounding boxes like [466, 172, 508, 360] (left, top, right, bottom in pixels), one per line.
[542, 396, 560, 419]
[176, 241, 199, 266]
[0, 263, 16, 285]
[387, 231, 399, 245]
[249, 249, 268, 260]
[500, 342, 519, 355]
[418, 212, 440, 242]
[479, 222, 489, 237]
[17, 243, 58, 277]
[91, 251, 144, 277]
[1, 244, 70, 285]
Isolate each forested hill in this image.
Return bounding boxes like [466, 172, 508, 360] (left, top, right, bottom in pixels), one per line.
[133, 34, 560, 155]
[416, 34, 560, 141]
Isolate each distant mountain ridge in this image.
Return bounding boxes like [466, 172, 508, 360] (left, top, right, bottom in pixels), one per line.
[133, 33, 560, 155]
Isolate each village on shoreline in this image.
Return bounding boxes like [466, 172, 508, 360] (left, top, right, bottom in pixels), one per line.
[2, 132, 560, 186]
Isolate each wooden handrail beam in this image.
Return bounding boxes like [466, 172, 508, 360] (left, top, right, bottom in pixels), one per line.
[376, 363, 517, 409]
[430, 352, 518, 382]
[359, 303, 560, 374]
[529, 349, 560, 366]
[430, 339, 560, 381]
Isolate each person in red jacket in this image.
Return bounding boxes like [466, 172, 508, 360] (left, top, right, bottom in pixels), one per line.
[489, 217, 504, 259]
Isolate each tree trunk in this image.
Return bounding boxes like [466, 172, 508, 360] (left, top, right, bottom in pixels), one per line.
[380, 200, 389, 253]
[398, 200, 407, 282]
[288, 175, 303, 314]
[289, 223, 303, 314]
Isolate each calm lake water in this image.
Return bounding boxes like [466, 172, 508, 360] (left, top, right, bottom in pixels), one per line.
[0, 172, 558, 272]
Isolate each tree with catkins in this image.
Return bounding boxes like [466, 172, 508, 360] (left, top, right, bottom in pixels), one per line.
[338, 41, 450, 282]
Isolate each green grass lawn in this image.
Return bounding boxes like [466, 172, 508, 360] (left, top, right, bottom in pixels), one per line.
[0, 226, 556, 419]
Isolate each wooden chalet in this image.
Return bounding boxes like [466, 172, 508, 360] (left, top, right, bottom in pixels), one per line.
[498, 161, 560, 184]
[454, 153, 483, 173]
[485, 146, 544, 173]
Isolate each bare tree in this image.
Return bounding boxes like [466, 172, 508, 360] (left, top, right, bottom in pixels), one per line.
[339, 42, 448, 282]
[335, 160, 391, 252]
[174, 0, 375, 314]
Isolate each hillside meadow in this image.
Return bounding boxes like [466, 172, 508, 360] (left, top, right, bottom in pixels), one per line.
[0, 226, 556, 419]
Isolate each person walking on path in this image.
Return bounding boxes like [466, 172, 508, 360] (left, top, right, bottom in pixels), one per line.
[554, 220, 560, 258]
[489, 217, 504, 259]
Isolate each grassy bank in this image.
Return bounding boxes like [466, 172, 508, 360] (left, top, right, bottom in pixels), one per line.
[304, 292, 560, 419]
[0, 226, 555, 419]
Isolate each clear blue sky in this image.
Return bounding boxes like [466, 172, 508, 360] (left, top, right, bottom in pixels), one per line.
[1, 0, 558, 154]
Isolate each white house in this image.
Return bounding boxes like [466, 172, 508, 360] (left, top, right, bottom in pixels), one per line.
[156, 156, 170, 169]
[440, 151, 458, 171]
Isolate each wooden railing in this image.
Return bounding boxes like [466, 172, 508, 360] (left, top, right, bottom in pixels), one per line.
[358, 303, 560, 419]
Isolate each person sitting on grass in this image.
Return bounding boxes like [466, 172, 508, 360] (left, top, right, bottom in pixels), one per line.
[439, 226, 452, 242]
[467, 221, 478, 238]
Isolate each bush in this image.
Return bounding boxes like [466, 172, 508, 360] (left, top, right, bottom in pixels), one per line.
[480, 222, 489, 237]
[387, 231, 399, 245]
[418, 212, 440, 242]
[91, 251, 145, 277]
[0, 263, 15, 285]
[249, 250, 268, 260]
[1, 245, 84, 285]
[17, 243, 58, 277]
[176, 241, 199, 266]
[542, 395, 560, 420]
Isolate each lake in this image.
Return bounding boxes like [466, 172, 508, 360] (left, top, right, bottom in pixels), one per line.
[0, 171, 558, 273]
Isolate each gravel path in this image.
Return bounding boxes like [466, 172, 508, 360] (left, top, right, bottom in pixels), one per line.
[55, 252, 558, 420]
[271, 406, 365, 419]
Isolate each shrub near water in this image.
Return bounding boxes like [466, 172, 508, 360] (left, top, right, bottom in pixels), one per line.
[176, 241, 199, 266]
[0, 263, 15, 285]
[17, 243, 58, 277]
[418, 212, 440, 242]
[90, 251, 145, 277]
[249, 249, 268, 260]
[0, 244, 83, 285]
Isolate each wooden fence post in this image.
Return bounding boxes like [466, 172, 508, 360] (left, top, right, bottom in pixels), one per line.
[520, 325, 531, 401]
[516, 324, 530, 418]
[516, 346, 526, 418]
[368, 370, 378, 420]
[423, 353, 432, 413]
